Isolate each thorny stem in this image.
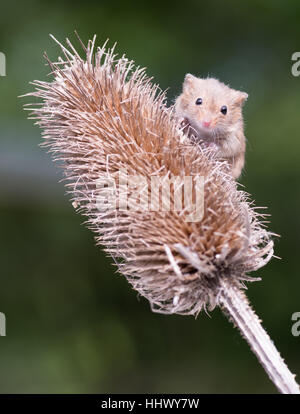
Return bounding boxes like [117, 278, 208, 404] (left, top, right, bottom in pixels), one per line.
[219, 279, 300, 394]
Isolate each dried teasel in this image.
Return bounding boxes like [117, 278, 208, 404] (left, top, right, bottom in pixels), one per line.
[24, 34, 299, 393]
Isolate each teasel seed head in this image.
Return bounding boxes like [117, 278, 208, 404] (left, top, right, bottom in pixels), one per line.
[24, 34, 274, 316]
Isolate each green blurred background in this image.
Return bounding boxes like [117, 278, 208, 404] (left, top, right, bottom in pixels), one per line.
[0, 0, 299, 394]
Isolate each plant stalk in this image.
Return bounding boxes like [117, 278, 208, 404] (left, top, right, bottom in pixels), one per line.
[219, 279, 300, 394]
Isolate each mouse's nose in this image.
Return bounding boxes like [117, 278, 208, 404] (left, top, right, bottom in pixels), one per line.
[202, 120, 211, 128]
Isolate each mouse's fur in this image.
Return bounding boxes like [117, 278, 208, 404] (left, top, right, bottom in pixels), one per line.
[175, 74, 248, 179]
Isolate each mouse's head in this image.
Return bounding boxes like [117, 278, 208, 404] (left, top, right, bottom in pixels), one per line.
[176, 74, 248, 139]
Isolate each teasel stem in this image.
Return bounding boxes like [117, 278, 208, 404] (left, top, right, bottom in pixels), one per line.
[219, 279, 300, 394]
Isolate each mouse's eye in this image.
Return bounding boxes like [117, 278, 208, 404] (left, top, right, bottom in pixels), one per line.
[195, 98, 202, 105]
[220, 105, 227, 115]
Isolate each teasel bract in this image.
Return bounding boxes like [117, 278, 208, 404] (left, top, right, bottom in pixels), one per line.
[24, 33, 299, 393]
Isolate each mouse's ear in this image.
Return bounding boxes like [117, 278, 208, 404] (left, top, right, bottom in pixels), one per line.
[234, 90, 248, 106]
[183, 73, 198, 91]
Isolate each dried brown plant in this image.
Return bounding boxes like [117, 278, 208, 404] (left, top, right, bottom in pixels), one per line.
[24, 34, 299, 394]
